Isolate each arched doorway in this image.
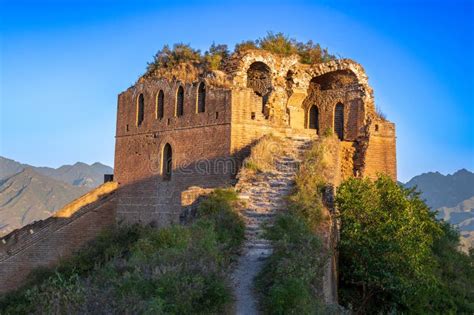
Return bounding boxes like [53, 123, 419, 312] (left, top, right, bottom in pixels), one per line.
[162, 143, 172, 180]
[334, 103, 344, 140]
[308, 105, 319, 134]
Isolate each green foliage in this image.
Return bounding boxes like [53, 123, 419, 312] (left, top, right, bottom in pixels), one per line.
[256, 214, 327, 315]
[145, 32, 337, 76]
[204, 43, 229, 70]
[235, 32, 336, 64]
[197, 189, 245, 253]
[146, 43, 202, 75]
[429, 221, 474, 313]
[336, 175, 474, 313]
[289, 138, 333, 230]
[258, 32, 298, 56]
[0, 189, 244, 314]
[234, 40, 259, 53]
[244, 160, 260, 172]
[296, 40, 335, 64]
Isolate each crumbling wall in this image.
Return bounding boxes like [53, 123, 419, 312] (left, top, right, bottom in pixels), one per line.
[0, 182, 118, 294]
[362, 119, 397, 180]
[302, 80, 365, 140]
[114, 79, 235, 226]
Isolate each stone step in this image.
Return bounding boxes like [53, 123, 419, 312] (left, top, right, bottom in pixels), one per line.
[242, 210, 276, 218]
[269, 181, 293, 188]
[246, 223, 273, 231]
[245, 247, 273, 258]
[245, 243, 272, 250]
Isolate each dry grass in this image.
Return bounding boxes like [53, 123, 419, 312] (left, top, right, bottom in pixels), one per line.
[290, 134, 339, 229]
[244, 135, 291, 173]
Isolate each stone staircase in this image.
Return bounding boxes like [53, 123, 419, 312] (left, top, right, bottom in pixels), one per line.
[231, 136, 313, 315]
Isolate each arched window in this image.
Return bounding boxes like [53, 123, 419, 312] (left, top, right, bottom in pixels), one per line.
[156, 90, 164, 119]
[162, 143, 172, 180]
[335, 103, 344, 140]
[197, 82, 206, 113]
[308, 105, 319, 134]
[176, 86, 184, 117]
[137, 93, 145, 126]
[247, 62, 272, 115]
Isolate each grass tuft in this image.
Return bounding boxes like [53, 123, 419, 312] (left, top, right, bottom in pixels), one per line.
[244, 135, 290, 173]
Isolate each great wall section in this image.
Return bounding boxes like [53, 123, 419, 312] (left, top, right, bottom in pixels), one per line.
[0, 48, 396, 304]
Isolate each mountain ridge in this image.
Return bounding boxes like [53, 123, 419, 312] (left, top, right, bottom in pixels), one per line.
[0, 156, 113, 237]
[0, 156, 113, 188]
[404, 169, 474, 250]
[0, 167, 89, 236]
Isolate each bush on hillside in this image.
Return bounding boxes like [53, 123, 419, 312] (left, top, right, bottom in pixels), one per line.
[256, 214, 327, 315]
[0, 189, 244, 315]
[336, 176, 474, 313]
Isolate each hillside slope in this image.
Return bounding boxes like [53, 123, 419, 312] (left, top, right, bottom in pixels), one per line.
[0, 168, 89, 236]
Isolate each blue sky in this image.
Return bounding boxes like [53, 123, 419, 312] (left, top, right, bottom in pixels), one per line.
[0, 0, 473, 182]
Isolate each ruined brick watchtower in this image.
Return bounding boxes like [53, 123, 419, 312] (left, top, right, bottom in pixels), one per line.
[114, 49, 396, 226]
[0, 46, 396, 295]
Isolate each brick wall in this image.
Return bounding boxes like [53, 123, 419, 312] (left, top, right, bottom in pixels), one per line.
[114, 79, 236, 226]
[0, 184, 117, 294]
[363, 120, 397, 180]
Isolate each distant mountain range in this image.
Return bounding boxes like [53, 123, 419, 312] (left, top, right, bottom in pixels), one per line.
[404, 169, 474, 251]
[0, 156, 113, 188]
[0, 156, 113, 236]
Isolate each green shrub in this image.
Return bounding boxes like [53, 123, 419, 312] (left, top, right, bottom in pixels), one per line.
[258, 32, 298, 56]
[204, 43, 229, 70]
[296, 40, 335, 64]
[336, 175, 474, 313]
[197, 189, 245, 254]
[145, 33, 337, 77]
[256, 215, 327, 315]
[234, 40, 259, 53]
[146, 43, 202, 75]
[234, 32, 336, 64]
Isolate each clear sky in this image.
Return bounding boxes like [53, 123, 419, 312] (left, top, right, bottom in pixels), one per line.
[0, 0, 473, 182]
